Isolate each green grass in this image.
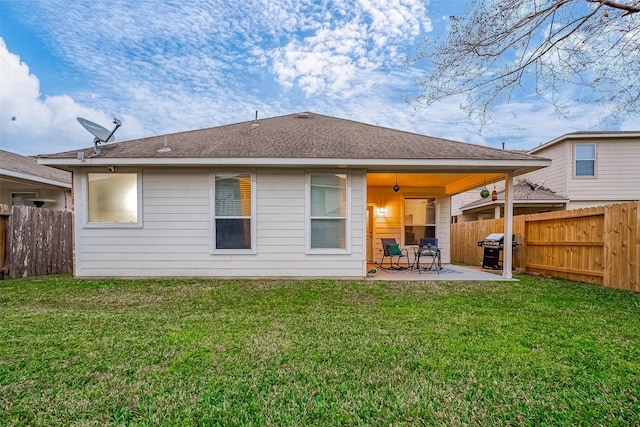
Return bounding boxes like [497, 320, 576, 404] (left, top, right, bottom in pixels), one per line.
[0, 275, 639, 426]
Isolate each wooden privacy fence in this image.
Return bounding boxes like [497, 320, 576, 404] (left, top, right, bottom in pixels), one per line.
[0, 205, 73, 279]
[451, 201, 639, 292]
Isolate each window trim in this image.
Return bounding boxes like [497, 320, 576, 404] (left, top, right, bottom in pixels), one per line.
[574, 143, 596, 178]
[305, 171, 351, 254]
[402, 195, 437, 247]
[210, 171, 257, 254]
[82, 170, 143, 229]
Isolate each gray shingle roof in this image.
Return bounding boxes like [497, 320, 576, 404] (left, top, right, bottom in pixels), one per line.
[41, 112, 543, 162]
[462, 182, 567, 210]
[1, 150, 71, 185]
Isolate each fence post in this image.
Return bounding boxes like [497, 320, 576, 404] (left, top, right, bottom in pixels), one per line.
[0, 204, 10, 278]
[633, 201, 640, 292]
[513, 215, 526, 272]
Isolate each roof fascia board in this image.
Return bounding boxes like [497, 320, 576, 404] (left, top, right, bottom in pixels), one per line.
[0, 169, 72, 188]
[462, 199, 569, 211]
[529, 132, 640, 154]
[460, 199, 569, 213]
[39, 157, 551, 171]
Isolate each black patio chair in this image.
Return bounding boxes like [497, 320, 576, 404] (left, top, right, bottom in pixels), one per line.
[379, 238, 411, 269]
[416, 238, 441, 273]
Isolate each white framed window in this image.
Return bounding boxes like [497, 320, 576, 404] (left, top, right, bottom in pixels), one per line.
[86, 172, 142, 227]
[403, 197, 436, 246]
[575, 143, 596, 177]
[306, 172, 351, 253]
[212, 172, 256, 253]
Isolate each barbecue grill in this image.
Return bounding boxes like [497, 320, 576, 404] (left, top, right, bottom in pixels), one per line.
[477, 233, 517, 269]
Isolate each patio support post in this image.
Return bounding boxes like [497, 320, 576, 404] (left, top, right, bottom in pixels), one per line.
[502, 172, 514, 279]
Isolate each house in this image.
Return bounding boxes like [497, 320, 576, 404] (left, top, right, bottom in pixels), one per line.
[452, 131, 640, 221]
[0, 149, 72, 211]
[38, 112, 550, 279]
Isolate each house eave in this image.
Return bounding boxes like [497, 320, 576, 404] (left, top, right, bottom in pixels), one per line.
[39, 157, 551, 173]
[529, 131, 640, 154]
[461, 199, 569, 213]
[0, 169, 72, 189]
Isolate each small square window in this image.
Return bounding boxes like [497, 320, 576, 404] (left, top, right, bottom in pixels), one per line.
[87, 173, 139, 223]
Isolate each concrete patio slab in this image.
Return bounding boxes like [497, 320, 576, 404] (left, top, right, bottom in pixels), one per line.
[366, 264, 516, 281]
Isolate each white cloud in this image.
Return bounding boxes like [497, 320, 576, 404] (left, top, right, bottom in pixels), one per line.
[1, 0, 634, 158]
[0, 39, 148, 155]
[267, 0, 430, 97]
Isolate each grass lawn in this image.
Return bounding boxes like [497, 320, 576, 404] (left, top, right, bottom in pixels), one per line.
[1, 275, 639, 426]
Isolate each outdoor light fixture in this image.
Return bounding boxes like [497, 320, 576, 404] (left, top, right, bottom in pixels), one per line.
[378, 207, 386, 215]
[393, 175, 400, 192]
[480, 175, 489, 198]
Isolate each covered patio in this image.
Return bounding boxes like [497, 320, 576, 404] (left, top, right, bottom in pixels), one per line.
[366, 171, 527, 279]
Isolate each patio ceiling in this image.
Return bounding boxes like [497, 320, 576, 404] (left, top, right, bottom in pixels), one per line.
[367, 172, 505, 195]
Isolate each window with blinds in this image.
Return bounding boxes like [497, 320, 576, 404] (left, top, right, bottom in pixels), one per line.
[213, 173, 254, 250]
[575, 143, 596, 177]
[308, 173, 349, 251]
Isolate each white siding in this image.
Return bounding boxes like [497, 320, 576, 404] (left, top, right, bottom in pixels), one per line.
[523, 142, 568, 197]
[450, 190, 480, 217]
[74, 167, 366, 278]
[1, 180, 69, 211]
[566, 139, 640, 202]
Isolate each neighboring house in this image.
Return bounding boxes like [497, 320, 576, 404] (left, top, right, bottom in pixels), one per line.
[0, 149, 72, 211]
[38, 112, 550, 279]
[452, 131, 640, 221]
[453, 181, 568, 222]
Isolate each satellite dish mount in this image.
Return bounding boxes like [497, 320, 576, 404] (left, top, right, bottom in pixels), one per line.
[77, 117, 122, 154]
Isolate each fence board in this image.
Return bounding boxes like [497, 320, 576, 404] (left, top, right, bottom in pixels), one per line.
[5, 205, 73, 279]
[634, 202, 640, 292]
[604, 202, 640, 291]
[0, 213, 8, 273]
[450, 217, 524, 271]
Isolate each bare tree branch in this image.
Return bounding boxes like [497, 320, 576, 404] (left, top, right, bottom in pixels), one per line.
[407, 0, 640, 126]
[587, 0, 640, 14]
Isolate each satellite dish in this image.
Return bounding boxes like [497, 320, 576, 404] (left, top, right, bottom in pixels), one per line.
[77, 117, 114, 142]
[524, 179, 539, 191]
[77, 117, 122, 154]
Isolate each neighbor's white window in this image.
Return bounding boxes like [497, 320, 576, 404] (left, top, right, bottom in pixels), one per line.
[403, 197, 436, 245]
[575, 143, 596, 177]
[11, 192, 37, 206]
[307, 173, 350, 252]
[213, 172, 255, 251]
[87, 173, 139, 224]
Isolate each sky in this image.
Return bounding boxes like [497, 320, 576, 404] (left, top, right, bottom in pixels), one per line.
[0, 0, 637, 157]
